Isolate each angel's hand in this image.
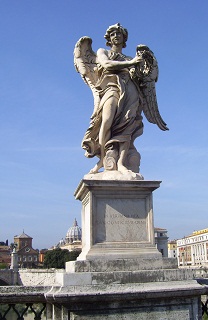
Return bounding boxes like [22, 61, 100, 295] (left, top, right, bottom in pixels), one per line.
[130, 55, 144, 66]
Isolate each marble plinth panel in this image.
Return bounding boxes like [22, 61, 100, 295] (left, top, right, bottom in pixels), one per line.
[74, 179, 161, 261]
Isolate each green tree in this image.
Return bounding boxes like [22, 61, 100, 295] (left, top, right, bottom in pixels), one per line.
[0, 263, 7, 269]
[43, 248, 80, 269]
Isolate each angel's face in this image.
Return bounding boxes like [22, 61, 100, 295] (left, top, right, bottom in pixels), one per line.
[109, 29, 124, 47]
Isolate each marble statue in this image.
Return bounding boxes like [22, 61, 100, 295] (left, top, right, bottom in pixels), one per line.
[74, 23, 168, 176]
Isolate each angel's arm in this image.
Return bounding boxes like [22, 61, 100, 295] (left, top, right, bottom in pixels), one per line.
[97, 48, 143, 71]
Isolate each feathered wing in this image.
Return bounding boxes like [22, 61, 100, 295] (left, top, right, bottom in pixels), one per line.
[74, 36, 100, 117]
[142, 82, 168, 131]
[137, 45, 169, 131]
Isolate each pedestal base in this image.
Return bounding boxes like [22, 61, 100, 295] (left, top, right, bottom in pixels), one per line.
[47, 280, 204, 320]
[74, 179, 161, 262]
[54, 176, 205, 319]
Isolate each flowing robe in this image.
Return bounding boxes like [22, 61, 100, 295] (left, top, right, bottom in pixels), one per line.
[82, 50, 144, 158]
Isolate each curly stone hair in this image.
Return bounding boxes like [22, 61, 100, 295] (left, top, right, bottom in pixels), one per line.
[104, 23, 128, 48]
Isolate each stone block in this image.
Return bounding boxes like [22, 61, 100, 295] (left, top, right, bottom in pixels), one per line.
[46, 280, 205, 320]
[74, 179, 162, 262]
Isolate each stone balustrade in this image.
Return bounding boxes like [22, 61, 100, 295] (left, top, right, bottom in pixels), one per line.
[0, 280, 208, 319]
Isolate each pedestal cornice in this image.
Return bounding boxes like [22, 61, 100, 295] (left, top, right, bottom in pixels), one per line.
[74, 178, 161, 201]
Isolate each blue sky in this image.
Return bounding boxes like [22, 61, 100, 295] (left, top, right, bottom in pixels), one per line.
[1, 1, 208, 249]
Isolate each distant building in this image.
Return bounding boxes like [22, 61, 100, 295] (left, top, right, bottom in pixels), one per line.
[0, 244, 11, 267]
[39, 249, 48, 265]
[14, 231, 39, 268]
[55, 223, 168, 257]
[177, 228, 208, 267]
[54, 218, 82, 252]
[168, 240, 177, 258]
[154, 227, 168, 257]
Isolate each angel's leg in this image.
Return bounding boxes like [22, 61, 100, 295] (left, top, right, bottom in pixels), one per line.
[89, 96, 117, 174]
[117, 141, 130, 173]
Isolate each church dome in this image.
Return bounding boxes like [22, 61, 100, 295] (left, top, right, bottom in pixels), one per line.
[65, 219, 82, 244]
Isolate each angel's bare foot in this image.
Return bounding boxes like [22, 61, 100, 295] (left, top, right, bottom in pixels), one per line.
[89, 159, 103, 174]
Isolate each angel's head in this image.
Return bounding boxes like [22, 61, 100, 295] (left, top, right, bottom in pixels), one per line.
[104, 23, 128, 48]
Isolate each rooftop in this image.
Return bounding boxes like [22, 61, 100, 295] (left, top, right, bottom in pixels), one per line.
[14, 231, 33, 239]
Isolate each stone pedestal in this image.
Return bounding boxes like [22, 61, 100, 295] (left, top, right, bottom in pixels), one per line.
[74, 178, 161, 262]
[60, 177, 204, 319]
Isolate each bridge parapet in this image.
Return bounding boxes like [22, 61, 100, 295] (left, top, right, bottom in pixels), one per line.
[0, 282, 208, 319]
[1, 269, 208, 319]
[0, 268, 58, 286]
[0, 270, 13, 285]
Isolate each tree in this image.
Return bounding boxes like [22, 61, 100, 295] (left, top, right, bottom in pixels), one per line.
[0, 263, 7, 270]
[43, 248, 80, 269]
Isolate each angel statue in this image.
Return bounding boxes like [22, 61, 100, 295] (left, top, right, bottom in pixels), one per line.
[74, 23, 168, 176]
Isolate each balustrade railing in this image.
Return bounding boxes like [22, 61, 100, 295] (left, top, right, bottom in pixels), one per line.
[202, 296, 208, 319]
[0, 285, 48, 320]
[0, 281, 208, 320]
[196, 278, 208, 319]
[0, 303, 46, 320]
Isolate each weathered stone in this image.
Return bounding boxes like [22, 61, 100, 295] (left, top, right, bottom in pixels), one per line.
[74, 179, 161, 262]
[46, 280, 206, 319]
[58, 268, 199, 286]
[18, 268, 59, 286]
[66, 257, 177, 273]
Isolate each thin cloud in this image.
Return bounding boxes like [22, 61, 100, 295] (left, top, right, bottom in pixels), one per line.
[141, 145, 208, 157]
[17, 146, 81, 152]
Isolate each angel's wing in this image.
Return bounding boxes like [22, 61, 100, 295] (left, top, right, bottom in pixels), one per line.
[137, 45, 169, 131]
[142, 81, 168, 131]
[74, 37, 100, 117]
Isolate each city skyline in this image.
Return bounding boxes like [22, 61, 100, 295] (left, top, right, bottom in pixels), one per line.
[1, 1, 208, 248]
